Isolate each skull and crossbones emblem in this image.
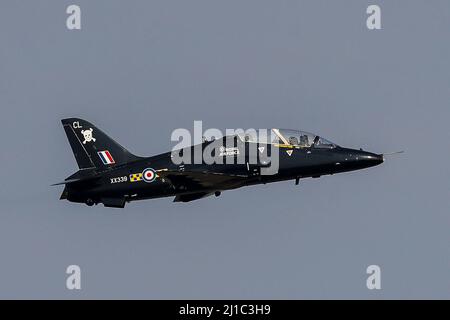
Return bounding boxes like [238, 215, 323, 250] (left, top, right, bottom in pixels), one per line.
[81, 128, 96, 144]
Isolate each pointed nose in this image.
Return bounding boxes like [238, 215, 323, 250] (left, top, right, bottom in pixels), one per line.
[339, 149, 384, 172]
[360, 153, 384, 164]
[356, 151, 384, 168]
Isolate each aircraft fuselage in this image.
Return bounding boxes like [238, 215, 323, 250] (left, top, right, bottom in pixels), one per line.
[61, 138, 383, 207]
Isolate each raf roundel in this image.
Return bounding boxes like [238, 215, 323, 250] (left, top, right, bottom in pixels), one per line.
[142, 168, 157, 183]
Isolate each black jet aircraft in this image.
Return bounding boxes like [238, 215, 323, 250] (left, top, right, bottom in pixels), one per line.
[55, 118, 390, 208]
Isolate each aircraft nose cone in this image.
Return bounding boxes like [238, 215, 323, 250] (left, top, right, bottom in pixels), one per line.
[361, 153, 384, 163]
[357, 152, 384, 167]
[339, 149, 384, 172]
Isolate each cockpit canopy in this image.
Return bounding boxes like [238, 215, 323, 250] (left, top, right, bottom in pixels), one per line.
[238, 128, 337, 148]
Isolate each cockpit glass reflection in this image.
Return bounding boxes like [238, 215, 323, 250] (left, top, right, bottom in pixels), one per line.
[275, 129, 337, 148]
[237, 129, 338, 148]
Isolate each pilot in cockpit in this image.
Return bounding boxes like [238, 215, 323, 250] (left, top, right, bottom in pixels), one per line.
[289, 136, 299, 146]
[299, 134, 309, 147]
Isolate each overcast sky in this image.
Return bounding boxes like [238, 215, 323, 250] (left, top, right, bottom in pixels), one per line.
[0, 0, 449, 298]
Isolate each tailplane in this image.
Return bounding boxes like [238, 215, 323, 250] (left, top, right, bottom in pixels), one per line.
[61, 118, 141, 169]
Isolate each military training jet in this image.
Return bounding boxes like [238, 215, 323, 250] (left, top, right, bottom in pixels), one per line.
[55, 118, 392, 208]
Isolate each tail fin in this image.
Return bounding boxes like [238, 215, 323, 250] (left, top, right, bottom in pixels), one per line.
[61, 118, 141, 169]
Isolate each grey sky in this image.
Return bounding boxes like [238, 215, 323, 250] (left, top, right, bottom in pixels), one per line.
[0, 0, 449, 298]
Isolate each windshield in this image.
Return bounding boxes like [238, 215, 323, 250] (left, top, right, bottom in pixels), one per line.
[236, 129, 337, 148]
[275, 129, 337, 148]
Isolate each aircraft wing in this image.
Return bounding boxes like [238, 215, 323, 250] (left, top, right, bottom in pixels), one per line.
[157, 169, 248, 191]
[173, 192, 215, 203]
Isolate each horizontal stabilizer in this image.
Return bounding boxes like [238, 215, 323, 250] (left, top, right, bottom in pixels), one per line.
[51, 175, 100, 186]
[51, 178, 84, 186]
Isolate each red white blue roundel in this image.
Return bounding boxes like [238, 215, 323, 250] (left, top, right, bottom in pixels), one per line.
[142, 168, 157, 183]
